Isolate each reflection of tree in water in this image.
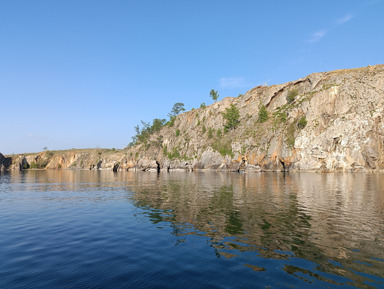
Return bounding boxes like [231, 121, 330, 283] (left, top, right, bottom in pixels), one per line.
[130, 172, 384, 288]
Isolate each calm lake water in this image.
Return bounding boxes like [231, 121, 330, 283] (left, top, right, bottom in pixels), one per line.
[0, 170, 383, 289]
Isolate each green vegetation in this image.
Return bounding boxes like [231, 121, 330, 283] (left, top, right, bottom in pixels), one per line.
[321, 83, 339, 91]
[130, 118, 167, 146]
[284, 116, 306, 147]
[272, 110, 288, 130]
[286, 122, 296, 147]
[209, 89, 219, 102]
[168, 103, 185, 118]
[202, 125, 206, 134]
[164, 145, 189, 161]
[212, 141, 234, 157]
[258, 104, 269, 123]
[287, 89, 298, 103]
[29, 161, 46, 169]
[273, 111, 287, 123]
[208, 128, 214, 138]
[128, 102, 186, 147]
[167, 103, 185, 127]
[125, 80, 310, 162]
[223, 104, 240, 130]
[29, 162, 38, 169]
[297, 116, 308, 129]
[167, 147, 180, 160]
[168, 115, 176, 127]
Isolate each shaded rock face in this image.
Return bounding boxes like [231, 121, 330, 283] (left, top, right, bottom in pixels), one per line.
[0, 153, 12, 171]
[5, 65, 384, 172]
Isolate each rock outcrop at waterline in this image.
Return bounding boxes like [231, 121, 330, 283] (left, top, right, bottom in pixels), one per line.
[0, 153, 12, 171]
[3, 64, 384, 172]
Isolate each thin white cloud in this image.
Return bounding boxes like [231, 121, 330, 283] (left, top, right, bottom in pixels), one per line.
[219, 77, 247, 88]
[336, 14, 353, 25]
[307, 30, 327, 43]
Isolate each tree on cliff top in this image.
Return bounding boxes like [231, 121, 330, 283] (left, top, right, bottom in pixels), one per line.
[129, 118, 166, 146]
[168, 103, 185, 118]
[210, 89, 219, 102]
[167, 102, 185, 127]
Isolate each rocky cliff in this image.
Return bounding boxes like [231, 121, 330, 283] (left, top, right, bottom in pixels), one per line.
[3, 64, 384, 172]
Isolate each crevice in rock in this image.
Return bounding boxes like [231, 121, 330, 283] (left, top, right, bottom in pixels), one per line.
[113, 163, 119, 173]
[266, 78, 310, 108]
[156, 160, 160, 173]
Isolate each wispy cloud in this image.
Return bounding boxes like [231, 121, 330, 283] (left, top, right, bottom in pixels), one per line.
[336, 14, 353, 25]
[306, 13, 353, 44]
[307, 30, 327, 43]
[219, 77, 247, 88]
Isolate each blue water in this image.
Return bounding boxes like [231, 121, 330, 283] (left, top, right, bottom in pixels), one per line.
[0, 170, 383, 288]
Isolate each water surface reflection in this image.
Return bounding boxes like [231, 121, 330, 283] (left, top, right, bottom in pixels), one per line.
[127, 172, 384, 288]
[1, 170, 383, 288]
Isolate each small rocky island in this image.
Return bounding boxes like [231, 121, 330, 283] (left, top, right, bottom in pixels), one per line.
[2, 64, 384, 173]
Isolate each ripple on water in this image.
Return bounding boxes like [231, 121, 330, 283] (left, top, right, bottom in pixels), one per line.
[1, 170, 384, 288]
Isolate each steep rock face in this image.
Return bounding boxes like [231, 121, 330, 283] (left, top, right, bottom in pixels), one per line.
[128, 64, 384, 172]
[4, 64, 384, 172]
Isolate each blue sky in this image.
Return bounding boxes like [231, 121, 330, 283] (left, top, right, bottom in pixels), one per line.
[1, 0, 383, 154]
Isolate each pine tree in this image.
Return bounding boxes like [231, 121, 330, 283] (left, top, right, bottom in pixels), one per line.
[258, 104, 269, 123]
[223, 104, 240, 130]
[209, 89, 219, 102]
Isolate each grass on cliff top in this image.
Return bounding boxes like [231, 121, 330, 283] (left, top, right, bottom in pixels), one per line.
[6, 148, 123, 157]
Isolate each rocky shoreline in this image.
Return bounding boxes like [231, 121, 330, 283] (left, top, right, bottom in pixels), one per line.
[2, 64, 384, 173]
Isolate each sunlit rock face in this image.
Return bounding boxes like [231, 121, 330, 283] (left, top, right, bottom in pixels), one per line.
[132, 64, 384, 172]
[5, 64, 384, 172]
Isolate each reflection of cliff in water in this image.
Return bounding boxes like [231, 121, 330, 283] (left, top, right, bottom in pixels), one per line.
[128, 172, 384, 287]
[5, 170, 384, 287]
